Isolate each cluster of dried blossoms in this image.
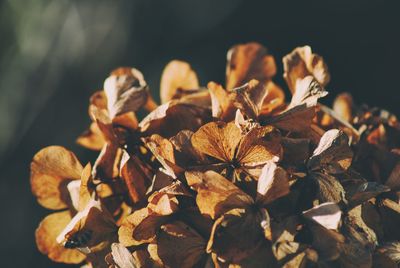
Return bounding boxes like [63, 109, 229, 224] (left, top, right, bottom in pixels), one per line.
[31, 42, 400, 268]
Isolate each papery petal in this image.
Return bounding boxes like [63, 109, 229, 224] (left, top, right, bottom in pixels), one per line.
[191, 121, 242, 162]
[185, 171, 253, 219]
[160, 60, 199, 103]
[283, 46, 330, 94]
[157, 221, 207, 268]
[31, 146, 83, 210]
[256, 161, 290, 205]
[308, 129, 353, 174]
[35, 211, 85, 264]
[104, 67, 150, 118]
[207, 208, 264, 263]
[226, 42, 276, 90]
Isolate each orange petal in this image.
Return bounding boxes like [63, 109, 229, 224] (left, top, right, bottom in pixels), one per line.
[35, 211, 85, 264]
[236, 126, 282, 167]
[160, 60, 199, 103]
[76, 122, 107, 151]
[185, 171, 253, 219]
[226, 42, 277, 90]
[283, 46, 330, 94]
[191, 121, 242, 162]
[31, 146, 83, 210]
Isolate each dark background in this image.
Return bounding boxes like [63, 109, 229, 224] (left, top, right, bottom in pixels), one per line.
[1, 0, 399, 267]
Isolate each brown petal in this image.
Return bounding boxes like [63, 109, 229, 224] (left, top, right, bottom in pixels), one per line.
[208, 81, 234, 119]
[120, 152, 152, 204]
[265, 104, 316, 132]
[283, 46, 330, 94]
[157, 221, 206, 268]
[281, 137, 310, 167]
[57, 200, 117, 253]
[139, 101, 210, 138]
[118, 208, 171, 246]
[76, 122, 107, 151]
[288, 76, 327, 109]
[333, 93, 353, 122]
[308, 129, 353, 174]
[31, 146, 83, 210]
[256, 161, 290, 205]
[191, 121, 242, 162]
[260, 81, 285, 115]
[93, 143, 122, 181]
[143, 134, 182, 178]
[236, 126, 282, 167]
[306, 219, 345, 261]
[160, 60, 199, 103]
[230, 80, 268, 120]
[207, 208, 264, 263]
[226, 42, 276, 90]
[310, 172, 346, 203]
[170, 130, 208, 164]
[79, 163, 93, 211]
[185, 171, 253, 219]
[104, 67, 150, 118]
[35, 211, 85, 264]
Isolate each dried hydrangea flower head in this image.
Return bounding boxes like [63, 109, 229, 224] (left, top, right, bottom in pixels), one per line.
[31, 42, 400, 268]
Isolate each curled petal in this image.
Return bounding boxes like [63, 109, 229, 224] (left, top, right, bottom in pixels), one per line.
[104, 67, 151, 118]
[283, 46, 330, 94]
[160, 60, 199, 103]
[226, 42, 276, 90]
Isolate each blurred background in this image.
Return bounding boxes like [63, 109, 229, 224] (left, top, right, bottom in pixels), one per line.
[0, 0, 399, 267]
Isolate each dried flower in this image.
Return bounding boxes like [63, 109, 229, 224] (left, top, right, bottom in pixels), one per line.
[31, 41, 400, 268]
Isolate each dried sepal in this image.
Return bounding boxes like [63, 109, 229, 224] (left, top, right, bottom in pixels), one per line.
[31, 146, 83, 210]
[226, 42, 276, 90]
[160, 60, 199, 103]
[256, 161, 290, 205]
[35, 211, 86, 264]
[156, 221, 207, 268]
[302, 202, 341, 230]
[185, 170, 253, 219]
[308, 129, 353, 174]
[110, 243, 138, 268]
[283, 46, 330, 94]
[104, 67, 152, 118]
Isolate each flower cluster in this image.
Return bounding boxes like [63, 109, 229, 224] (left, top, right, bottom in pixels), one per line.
[31, 42, 400, 268]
